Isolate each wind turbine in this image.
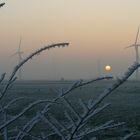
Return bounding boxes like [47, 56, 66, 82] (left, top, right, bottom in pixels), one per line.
[126, 26, 140, 80]
[12, 36, 24, 80]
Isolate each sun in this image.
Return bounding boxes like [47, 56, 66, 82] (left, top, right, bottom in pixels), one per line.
[105, 65, 111, 71]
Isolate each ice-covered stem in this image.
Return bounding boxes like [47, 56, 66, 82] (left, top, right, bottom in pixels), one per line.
[0, 99, 60, 130]
[0, 97, 35, 113]
[0, 43, 69, 101]
[0, 73, 6, 96]
[60, 76, 113, 97]
[67, 103, 111, 139]
[90, 62, 140, 109]
[2, 97, 25, 111]
[42, 76, 113, 114]
[0, 76, 17, 100]
[63, 97, 82, 120]
[74, 121, 125, 139]
[16, 76, 112, 140]
[16, 62, 139, 139]
[3, 112, 8, 140]
[0, 103, 8, 140]
[17, 128, 45, 140]
[9, 43, 69, 82]
[0, 73, 6, 84]
[38, 112, 66, 140]
[120, 132, 134, 140]
[15, 116, 40, 140]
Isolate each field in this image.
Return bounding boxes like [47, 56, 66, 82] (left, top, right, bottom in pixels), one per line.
[1, 80, 140, 139]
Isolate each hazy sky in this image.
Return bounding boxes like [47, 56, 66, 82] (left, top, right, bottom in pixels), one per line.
[0, 0, 140, 80]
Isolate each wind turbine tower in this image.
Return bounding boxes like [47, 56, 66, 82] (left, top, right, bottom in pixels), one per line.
[97, 58, 101, 77]
[12, 36, 24, 80]
[126, 26, 140, 80]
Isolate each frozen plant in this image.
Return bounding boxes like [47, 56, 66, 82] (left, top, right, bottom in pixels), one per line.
[0, 43, 139, 139]
[11, 66, 140, 139]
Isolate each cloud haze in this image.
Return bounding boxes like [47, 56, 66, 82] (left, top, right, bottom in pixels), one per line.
[0, 0, 140, 80]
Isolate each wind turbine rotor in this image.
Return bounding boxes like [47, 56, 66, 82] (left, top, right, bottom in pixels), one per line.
[19, 51, 24, 55]
[125, 44, 135, 49]
[125, 44, 140, 49]
[124, 26, 140, 80]
[10, 52, 19, 57]
[10, 51, 24, 57]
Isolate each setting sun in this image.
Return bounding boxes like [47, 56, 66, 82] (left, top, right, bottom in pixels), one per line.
[105, 65, 111, 71]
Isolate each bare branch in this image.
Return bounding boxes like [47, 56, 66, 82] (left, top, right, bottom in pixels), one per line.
[17, 128, 45, 140]
[15, 115, 40, 140]
[74, 121, 125, 139]
[0, 73, 6, 84]
[63, 97, 82, 121]
[0, 100, 59, 130]
[0, 43, 69, 101]
[120, 132, 134, 140]
[68, 62, 140, 140]
[38, 112, 66, 140]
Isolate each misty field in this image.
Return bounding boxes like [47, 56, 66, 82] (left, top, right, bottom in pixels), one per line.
[1, 80, 140, 140]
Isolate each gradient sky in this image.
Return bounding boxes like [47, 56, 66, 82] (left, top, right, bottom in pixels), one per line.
[0, 0, 140, 80]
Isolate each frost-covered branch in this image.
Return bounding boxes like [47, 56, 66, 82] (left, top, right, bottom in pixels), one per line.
[13, 62, 140, 139]
[17, 128, 45, 140]
[48, 113, 71, 135]
[0, 97, 36, 113]
[38, 112, 66, 140]
[64, 111, 77, 129]
[15, 116, 40, 140]
[60, 76, 113, 97]
[89, 62, 140, 111]
[63, 97, 82, 121]
[0, 43, 69, 101]
[16, 76, 111, 139]
[78, 103, 110, 130]
[3, 111, 8, 140]
[120, 132, 134, 140]
[73, 121, 125, 139]
[0, 100, 60, 130]
[68, 62, 140, 140]
[0, 73, 6, 84]
[0, 97, 25, 115]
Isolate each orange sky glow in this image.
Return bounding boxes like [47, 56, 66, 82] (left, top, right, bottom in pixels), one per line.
[0, 0, 140, 80]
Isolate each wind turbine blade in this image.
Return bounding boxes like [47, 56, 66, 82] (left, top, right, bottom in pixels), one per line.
[19, 52, 24, 58]
[135, 25, 140, 44]
[10, 52, 18, 57]
[18, 36, 22, 52]
[135, 44, 140, 47]
[125, 44, 134, 49]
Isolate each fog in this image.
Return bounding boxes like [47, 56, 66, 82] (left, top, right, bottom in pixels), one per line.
[0, 0, 140, 80]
